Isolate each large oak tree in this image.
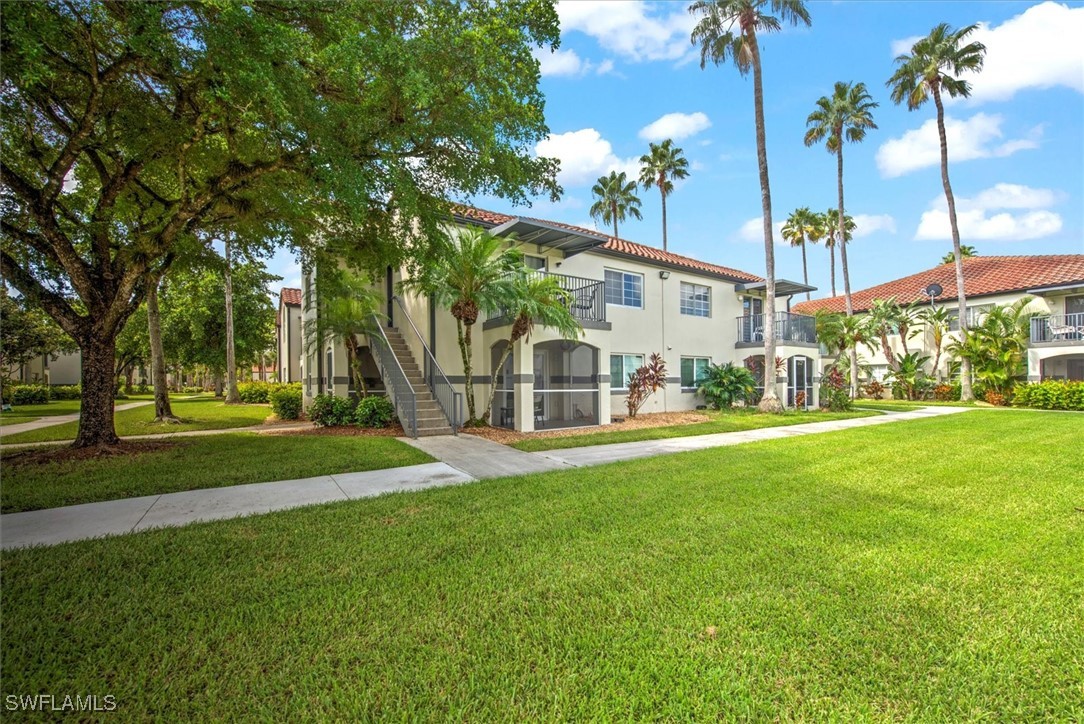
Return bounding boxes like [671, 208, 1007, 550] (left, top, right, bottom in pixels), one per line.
[1, 1, 560, 447]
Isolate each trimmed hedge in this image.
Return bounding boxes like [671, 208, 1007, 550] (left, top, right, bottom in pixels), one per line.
[308, 394, 357, 427]
[50, 384, 82, 400]
[237, 381, 300, 404]
[6, 384, 51, 405]
[355, 395, 396, 428]
[1012, 380, 1084, 411]
[270, 386, 303, 420]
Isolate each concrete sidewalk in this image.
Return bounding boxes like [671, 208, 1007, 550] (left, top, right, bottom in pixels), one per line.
[0, 406, 972, 550]
[0, 420, 315, 450]
[1, 462, 473, 550]
[0, 400, 153, 438]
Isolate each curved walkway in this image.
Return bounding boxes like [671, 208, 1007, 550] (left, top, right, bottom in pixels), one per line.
[0, 400, 153, 438]
[0, 406, 972, 550]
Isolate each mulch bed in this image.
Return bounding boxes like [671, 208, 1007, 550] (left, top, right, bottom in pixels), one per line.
[2, 441, 183, 467]
[462, 411, 711, 445]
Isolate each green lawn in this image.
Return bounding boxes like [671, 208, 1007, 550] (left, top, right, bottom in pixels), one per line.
[0, 433, 434, 512]
[0, 399, 84, 422]
[0, 396, 271, 444]
[3, 411, 1081, 719]
[512, 408, 877, 451]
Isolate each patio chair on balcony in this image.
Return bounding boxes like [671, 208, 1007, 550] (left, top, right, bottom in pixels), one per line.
[1049, 320, 1079, 339]
[572, 288, 597, 314]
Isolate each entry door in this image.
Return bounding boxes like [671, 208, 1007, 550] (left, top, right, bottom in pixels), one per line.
[788, 357, 811, 408]
[533, 351, 547, 420]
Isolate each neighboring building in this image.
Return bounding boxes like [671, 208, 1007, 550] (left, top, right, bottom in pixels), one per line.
[302, 206, 816, 435]
[276, 287, 302, 383]
[792, 254, 1084, 384]
[11, 349, 81, 386]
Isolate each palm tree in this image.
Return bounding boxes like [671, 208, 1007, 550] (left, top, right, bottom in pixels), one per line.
[918, 304, 953, 381]
[483, 273, 582, 422]
[822, 208, 854, 298]
[405, 226, 520, 424]
[804, 80, 878, 399]
[304, 267, 383, 399]
[590, 171, 643, 239]
[690, 0, 811, 413]
[942, 245, 976, 264]
[781, 207, 818, 301]
[638, 139, 689, 251]
[888, 23, 986, 402]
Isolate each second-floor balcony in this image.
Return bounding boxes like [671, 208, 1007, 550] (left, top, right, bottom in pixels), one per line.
[492, 271, 607, 327]
[1030, 313, 1084, 344]
[736, 312, 817, 345]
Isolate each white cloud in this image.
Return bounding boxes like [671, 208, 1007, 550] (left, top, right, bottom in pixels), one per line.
[638, 112, 712, 142]
[875, 112, 1040, 177]
[533, 48, 615, 77]
[890, 2, 1084, 103]
[535, 128, 639, 187]
[851, 214, 898, 238]
[914, 183, 1064, 241]
[557, 1, 697, 63]
[737, 217, 786, 244]
[890, 35, 922, 57]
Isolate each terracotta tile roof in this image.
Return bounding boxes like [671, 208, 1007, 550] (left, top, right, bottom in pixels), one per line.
[791, 255, 1084, 315]
[449, 204, 763, 283]
[280, 287, 302, 307]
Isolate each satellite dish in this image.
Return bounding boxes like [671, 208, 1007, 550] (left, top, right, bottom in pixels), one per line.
[925, 283, 943, 298]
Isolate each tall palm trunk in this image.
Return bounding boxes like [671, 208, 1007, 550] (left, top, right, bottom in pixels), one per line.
[749, 31, 782, 412]
[347, 334, 368, 398]
[933, 83, 973, 401]
[611, 200, 619, 239]
[800, 235, 810, 301]
[659, 172, 669, 251]
[147, 276, 178, 423]
[485, 333, 519, 423]
[837, 145, 858, 398]
[224, 236, 241, 404]
[455, 317, 477, 422]
[829, 244, 837, 297]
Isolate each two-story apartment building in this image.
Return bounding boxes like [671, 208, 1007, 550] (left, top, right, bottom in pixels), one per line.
[300, 206, 817, 436]
[275, 287, 303, 383]
[792, 254, 1084, 384]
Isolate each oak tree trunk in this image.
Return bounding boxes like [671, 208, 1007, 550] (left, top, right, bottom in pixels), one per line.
[147, 278, 178, 422]
[73, 335, 121, 448]
[934, 84, 973, 401]
[749, 32, 782, 412]
[224, 236, 241, 404]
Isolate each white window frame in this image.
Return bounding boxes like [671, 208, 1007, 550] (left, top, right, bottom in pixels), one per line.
[604, 269, 644, 309]
[610, 353, 644, 391]
[680, 356, 711, 390]
[524, 254, 547, 271]
[680, 282, 711, 317]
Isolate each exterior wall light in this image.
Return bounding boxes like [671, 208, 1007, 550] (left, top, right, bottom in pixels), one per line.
[659, 271, 670, 280]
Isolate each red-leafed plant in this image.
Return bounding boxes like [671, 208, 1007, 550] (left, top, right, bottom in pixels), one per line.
[625, 353, 667, 418]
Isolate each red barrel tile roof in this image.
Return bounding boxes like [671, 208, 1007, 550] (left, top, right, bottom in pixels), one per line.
[792, 255, 1084, 315]
[450, 204, 763, 283]
[280, 287, 302, 307]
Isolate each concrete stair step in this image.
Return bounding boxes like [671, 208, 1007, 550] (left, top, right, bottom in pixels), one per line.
[415, 426, 453, 437]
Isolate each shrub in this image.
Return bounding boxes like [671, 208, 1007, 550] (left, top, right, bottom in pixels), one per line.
[182, 386, 205, 394]
[861, 380, 885, 399]
[308, 393, 357, 427]
[819, 367, 852, 412]
[934, 383, 959, 401]
[983, 389, 1007, 407]
[354, 395, 396, 428]
[625, 353, 667, 418]
[135, 383, 152, 394]
[270, 386, 303, 420]
[696, 362, 756, 410]
[9, 384, 50, 405]
[238, 381, 272, 404]
[49, 384, 81, 400]
[1012, 380, 1084, 411]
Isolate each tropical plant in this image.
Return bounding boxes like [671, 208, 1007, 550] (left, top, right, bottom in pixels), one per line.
[405, 226, 520, 424]
[354, 396, 396, 428]
[781, 207, 819, 301]
[948, 297, 1035, 396]
[821, 208, 855, 299]
[804, 80, 878, 398]
[697, 362, 758, 409]
[590, 171, 642, 239]
[308, 394, 357, 427]
[819, 367, 851, 411]
[304, 267, 383, 400]
[942, 245, 976, 265]
[887, 351, 932, 401]
[864, 298, 918, 373]
[690, 0, 811, 413]
[888, 23, 987, 402]
[483, 272, 582, 423]
[918, 305, 954, 380]
[625, 353, 667, 418]
[815, 309, 870, 389]
[638, 140, 689, 251]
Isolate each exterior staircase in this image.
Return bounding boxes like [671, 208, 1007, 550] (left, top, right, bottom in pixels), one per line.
[383, 327, 454, 436]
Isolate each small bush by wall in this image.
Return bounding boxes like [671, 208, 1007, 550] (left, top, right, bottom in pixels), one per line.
[6, 384, 51, 405]
[1012, 380, 1084, 411]
[355, 396, 396, 428]
[308, 394, 357, 427]
[49, 384, 81, 400]
[270, 386, 303, 420]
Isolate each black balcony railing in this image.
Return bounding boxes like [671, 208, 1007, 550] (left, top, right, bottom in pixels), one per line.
[496, 271, 606, 325]
[1031, 313, 1084, 343]
[736, 312, 817, 344]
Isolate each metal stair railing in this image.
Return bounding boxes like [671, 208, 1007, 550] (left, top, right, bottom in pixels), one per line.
[392, 296, 462, 434]
[368, 315, 417, 438]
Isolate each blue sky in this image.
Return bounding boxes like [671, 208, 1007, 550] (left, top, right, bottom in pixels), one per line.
[269, 0, 1084, 299]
